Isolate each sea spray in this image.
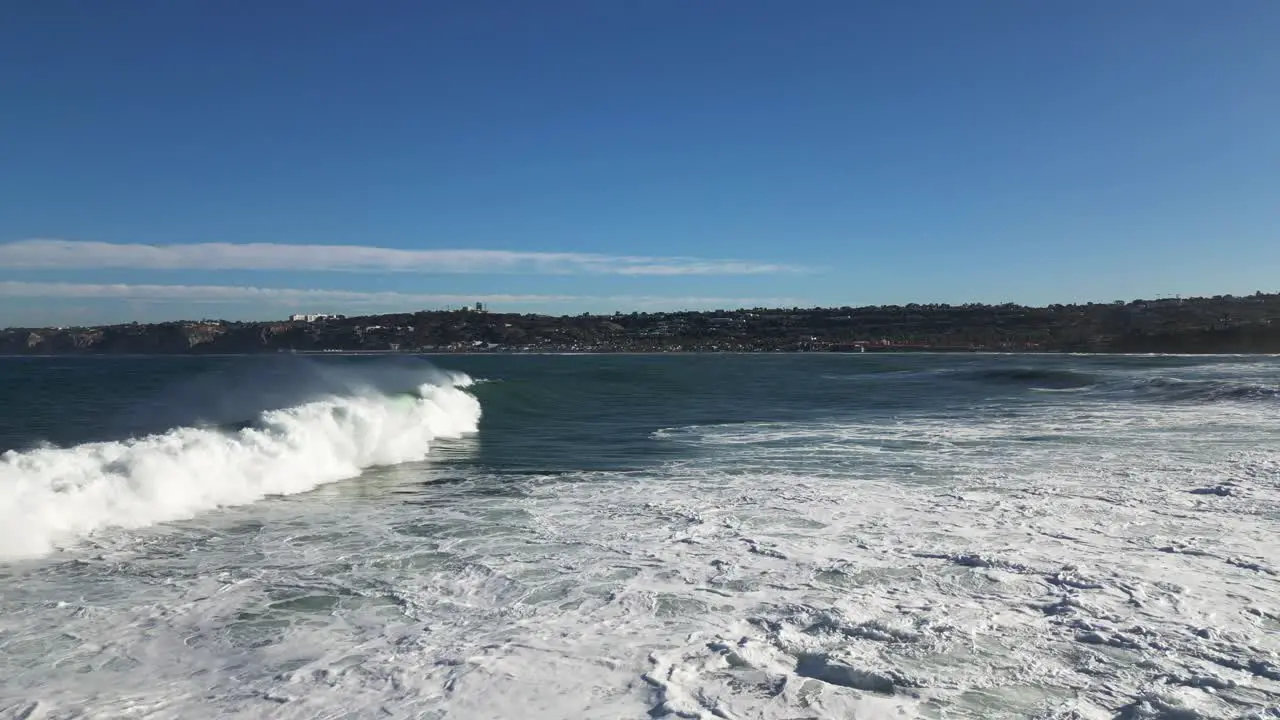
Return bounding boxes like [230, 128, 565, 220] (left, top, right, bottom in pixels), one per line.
[0, 377, 481, 560]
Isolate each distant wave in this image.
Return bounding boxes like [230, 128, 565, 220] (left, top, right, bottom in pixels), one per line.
[1131, 376, 1280, 403]
[0, 369, 480, 560]
[936, 365, 1279, 404]
[954, 367, 1101, 391]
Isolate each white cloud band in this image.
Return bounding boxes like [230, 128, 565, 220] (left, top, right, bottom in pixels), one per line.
[0, 281, 796, 311]
[0, 239, 802, 276]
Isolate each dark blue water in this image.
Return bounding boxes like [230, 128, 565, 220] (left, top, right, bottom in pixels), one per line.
[2, 352, 1269, 457]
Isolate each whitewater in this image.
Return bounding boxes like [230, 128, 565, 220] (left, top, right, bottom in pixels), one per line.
[0, 369, 481, 559]
[0, 353, 1277, 719]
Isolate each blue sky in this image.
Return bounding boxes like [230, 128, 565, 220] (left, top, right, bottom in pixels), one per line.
[2, 1, 1278, 326]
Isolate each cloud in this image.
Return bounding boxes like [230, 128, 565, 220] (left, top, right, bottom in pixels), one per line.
[0, 281, 576, 306]
[0, 239, 804, 276]
[0, 281, 798, 312]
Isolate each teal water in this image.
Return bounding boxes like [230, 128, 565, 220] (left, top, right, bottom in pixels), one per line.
[1, 354, 1278, 718]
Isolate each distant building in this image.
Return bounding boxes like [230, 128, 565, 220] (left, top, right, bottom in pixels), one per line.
[289, 313, 336, 323]
[475, 302, 485, 313]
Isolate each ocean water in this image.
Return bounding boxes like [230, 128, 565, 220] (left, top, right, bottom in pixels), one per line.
[1, 353, 1278, 719]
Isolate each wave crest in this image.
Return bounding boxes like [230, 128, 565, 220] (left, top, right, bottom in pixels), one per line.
[0, 376, 480, 560]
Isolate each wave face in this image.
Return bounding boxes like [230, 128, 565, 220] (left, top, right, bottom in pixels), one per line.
[952, 367, 1101, 390]
[0, 370, 480, 560]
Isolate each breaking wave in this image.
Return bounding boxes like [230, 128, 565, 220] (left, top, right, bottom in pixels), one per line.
[0, 371, 481, 560]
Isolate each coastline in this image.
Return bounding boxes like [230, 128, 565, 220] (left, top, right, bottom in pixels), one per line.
[5, 294, 1280, 356]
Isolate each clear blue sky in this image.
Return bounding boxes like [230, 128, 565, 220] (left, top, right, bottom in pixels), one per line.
[2, 0, 1277, 326]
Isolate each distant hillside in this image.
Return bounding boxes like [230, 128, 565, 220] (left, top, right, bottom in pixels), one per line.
[4, 293, 1280, 354]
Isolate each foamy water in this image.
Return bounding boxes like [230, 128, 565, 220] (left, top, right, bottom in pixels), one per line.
[0, 376, 480, 559]
[0, 354, 1277, 719]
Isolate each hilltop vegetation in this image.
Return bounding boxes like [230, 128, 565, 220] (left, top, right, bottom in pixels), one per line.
[4, 293, 1280, 354]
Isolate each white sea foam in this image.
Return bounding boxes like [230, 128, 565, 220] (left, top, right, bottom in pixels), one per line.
[0, 377, 480, 560]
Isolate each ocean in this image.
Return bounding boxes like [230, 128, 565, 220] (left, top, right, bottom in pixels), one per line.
[1, 353, 1277, 719]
